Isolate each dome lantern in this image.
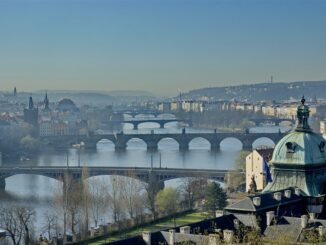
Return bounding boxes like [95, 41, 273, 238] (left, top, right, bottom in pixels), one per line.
[296, 96, 311, 132]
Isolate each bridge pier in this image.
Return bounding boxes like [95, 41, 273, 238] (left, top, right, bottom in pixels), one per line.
[133, 123, 138, 130]
[115, 144, 127, 150]
[0, 178, 6, 190]
[242, 142, 253, 151]
[179, 143, 189, 151]
[147, 142, 158, 151]
[159, 122, 164, 129]
[211, 144, 220, 151]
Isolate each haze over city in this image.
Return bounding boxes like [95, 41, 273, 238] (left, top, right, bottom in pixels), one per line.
[1, 0, 326, 95]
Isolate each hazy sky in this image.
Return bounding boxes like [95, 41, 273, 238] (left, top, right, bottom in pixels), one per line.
[0, 0, 325, 96]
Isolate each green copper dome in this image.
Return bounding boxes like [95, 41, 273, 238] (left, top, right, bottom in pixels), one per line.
[271, 96, 326, 166]
[264, 96, 326, 196]
[271, 131, 326, 166]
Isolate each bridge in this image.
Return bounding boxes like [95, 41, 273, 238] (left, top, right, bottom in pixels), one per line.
[0, 166, 236, 190]
[122, 118, 190, 130]
[41, 131, 286, 151]
[249, 117, 295, 126]
[114, 109, 174, 118]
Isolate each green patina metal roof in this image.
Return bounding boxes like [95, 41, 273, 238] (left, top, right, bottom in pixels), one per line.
[263, 96, 326, 196]
[271, 131, 326, 165]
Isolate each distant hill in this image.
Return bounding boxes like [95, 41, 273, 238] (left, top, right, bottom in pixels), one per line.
[180, 81, 326, 102]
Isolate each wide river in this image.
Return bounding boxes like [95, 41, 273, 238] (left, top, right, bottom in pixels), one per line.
[0, 121, 290, 235]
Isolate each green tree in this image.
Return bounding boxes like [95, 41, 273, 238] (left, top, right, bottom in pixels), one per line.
[226, 150, 249, 192]
[20, 135, 40, 153]
[155, 187, 180, 227]
[155, 188, 180, 216]
[203, 182, 227, 214]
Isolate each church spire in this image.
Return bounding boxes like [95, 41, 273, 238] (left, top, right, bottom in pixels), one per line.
[44, 91, 50, 110]
[295, 96, 311, 132]
[28, 95, 34, 109]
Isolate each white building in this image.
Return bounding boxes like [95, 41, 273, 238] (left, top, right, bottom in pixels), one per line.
[246, 148, 273, 192]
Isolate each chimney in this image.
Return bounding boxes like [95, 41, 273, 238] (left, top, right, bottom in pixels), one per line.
[90, 227, 95, 237]
[266, 211, 275, 226]
[215, 210, 225, 217]
[284, 189, 291, 198]
[169, 229, 175, 245]
[253, 197, 261, 206]
[273, 192, 282, 201]
[180, 226, 190, 234]
[295, 188, 301, 196]
[223, 230, 234, 244]
[318, 226, 324, 237]
[233, 219, 240, 230]
[301, 215, 308, 228]
[209, 234, 221, 245]
[142, 231, 151, 245]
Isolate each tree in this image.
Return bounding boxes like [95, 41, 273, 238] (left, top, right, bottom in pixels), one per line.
[179, 177, 208, 209]
[109, 176, 125, 223]
[119, 173, 145, 220]
[0, 206, 35, 245]
[226, 150, 250, 192]
[87, 177, 110, 227]
[143, 173, 164, 220]
[155, 188, 180, 216]
[42, 210, 59, 242]
[203, 182, 227, 214]
[20, 135, 40, 153]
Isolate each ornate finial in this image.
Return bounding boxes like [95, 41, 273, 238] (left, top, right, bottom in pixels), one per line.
[296, 96, 311, 132]
[301, 95, 305, 105]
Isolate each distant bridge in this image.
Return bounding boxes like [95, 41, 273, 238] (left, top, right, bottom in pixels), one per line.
[122, 118, 190, 130]
[40, 131, 286, 151]
[114, 109, 174, 118]
[0, 166, 236, 190]
[249, 118, 295, 126]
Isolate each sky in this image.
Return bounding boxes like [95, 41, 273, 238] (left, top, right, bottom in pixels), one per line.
[0, 0, 325, 96]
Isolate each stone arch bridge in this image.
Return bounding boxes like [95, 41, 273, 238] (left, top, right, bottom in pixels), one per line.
[41, 131, 286, 151]
[0, 166, 235, 190]
[122, 118, 189, 130]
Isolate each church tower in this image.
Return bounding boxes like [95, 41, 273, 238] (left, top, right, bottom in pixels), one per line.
[43, 92, 50, 111]
[24, 96, 39, 127]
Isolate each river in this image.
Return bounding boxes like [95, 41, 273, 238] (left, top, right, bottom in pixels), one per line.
[0, 121, 290, 235]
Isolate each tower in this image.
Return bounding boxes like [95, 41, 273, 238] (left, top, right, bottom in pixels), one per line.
[13, 87, 17, 97]
[43, 92, 50, 111]
[24, 96, 39, 127]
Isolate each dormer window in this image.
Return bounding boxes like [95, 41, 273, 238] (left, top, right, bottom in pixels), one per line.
[286, 142, 297, 153]
[319, 141, 325, 153]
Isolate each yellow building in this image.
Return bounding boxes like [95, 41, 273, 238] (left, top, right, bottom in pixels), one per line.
[246, 149, 273, 192]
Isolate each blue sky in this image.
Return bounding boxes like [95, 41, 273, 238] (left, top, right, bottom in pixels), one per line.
[0, 0, 325, 95]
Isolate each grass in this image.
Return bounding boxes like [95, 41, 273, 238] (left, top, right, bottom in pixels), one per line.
[88, 211, 207, 245]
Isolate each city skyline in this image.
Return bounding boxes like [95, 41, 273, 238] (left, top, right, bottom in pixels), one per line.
[0, 0, 326, 95]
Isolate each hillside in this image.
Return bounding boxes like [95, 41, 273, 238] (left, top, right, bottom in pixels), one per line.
[181, 81, 326, 101]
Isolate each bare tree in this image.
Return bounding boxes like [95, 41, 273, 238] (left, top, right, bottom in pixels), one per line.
[87, 177, 110, 227]
[42, 210, 59, 241]
[119, 172, 144, 219]
[0, 206, 35, 245]
[109, 175, 125, 223]
[179, 177, 208, 209]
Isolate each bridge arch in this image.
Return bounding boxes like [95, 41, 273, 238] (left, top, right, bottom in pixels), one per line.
[126, 137, 147, 149]
[220, 137, 243, 151]
[96, 138, 116, 150]
[86, 174, 148, 185]
[134, 113, 156, 119]
[156, 113, 176, 118]
[252, 137, 275, 149]
[189, 137, 211, 150]
[157, 137, 180, 150]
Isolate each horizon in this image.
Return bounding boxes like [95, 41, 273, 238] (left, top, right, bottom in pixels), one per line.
[1, 0, 326, 95]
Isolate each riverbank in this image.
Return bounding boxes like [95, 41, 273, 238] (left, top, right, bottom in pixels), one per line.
[73, 211, 206, 245]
